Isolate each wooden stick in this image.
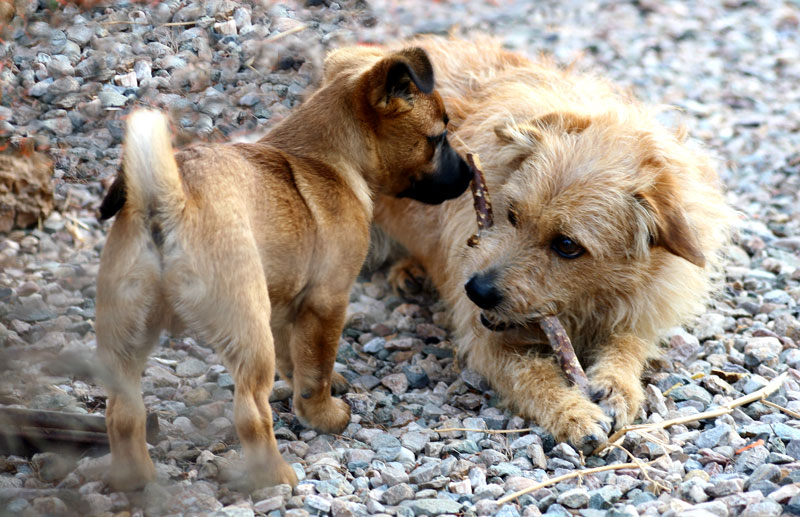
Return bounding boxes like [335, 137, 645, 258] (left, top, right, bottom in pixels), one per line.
[466, 152, 493, 247]
[761, 399, 800, 420]
[436, 427, 534, 435]
[264, 24, 308, 43]
[0, 407, 106, 433]
[593, 372, 788, 455]
[539, 315, 591, 397]
[2, 427, 109, 446]
[0, 407, 161, 446]
[496, 459, 657, 504]
[0, 487, 80, 502]
[607, 443, 671, 494]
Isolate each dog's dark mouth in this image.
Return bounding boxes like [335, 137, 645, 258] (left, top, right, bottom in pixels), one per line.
[480, 312, 551, 332]
[480, 313, 521, 332]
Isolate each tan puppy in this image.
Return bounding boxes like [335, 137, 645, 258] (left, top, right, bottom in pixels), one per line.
[95, 45, 471, 490]
[376, 36, 732, 453]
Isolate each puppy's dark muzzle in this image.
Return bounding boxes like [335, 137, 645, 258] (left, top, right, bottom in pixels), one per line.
[465, 271, 503, 310]
[397, 136, 471, 205]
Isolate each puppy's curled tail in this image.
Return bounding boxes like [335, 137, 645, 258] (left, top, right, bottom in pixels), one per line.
[99, 110, 184, 221]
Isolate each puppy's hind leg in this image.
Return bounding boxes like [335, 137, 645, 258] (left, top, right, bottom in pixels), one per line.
[95, 224, 163, 491]
[168, 243, 297, 489]
[290, 293, 351, 434]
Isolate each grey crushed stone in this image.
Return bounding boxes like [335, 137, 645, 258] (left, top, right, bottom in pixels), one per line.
[2, 0, 800, 516]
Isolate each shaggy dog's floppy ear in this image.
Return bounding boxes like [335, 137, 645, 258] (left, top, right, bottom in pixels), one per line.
[494, 112, 592, 145]
[636, 176, 706, 268]
[494, 112, 592, 169]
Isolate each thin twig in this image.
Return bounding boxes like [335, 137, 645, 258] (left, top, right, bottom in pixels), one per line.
[496, 459, 657, 504]
[264, 24, 308, 43]
[161, 21, 199, 27]
[607, 443, 671, 495]
[247, 64, 265, 78]
[762, 399, 800, 420]
[593, 372, 788, 455]
[101, 20, 146, 25]
[435, 427, 533, 435]
[65, 214, 90, 231]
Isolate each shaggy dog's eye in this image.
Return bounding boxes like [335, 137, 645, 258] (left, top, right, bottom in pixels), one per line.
[507, 205, 518, 227]
[551, 235, 585, 258]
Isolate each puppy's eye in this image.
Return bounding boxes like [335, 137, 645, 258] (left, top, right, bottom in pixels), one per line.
[507, 205, 518, 227]
[443, 113, 450, 126]
[551, 235, 585, 259]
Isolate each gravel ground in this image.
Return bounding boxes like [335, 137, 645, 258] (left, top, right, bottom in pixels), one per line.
[2, 0, 800, 516]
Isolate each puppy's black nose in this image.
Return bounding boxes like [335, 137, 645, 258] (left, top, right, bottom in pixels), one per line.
[465, 272, 503, 310]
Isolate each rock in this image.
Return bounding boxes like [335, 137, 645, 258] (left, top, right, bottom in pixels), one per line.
[32, 497, 68, 515]
[694, 313, 726, 340]
[409, 461, 440, 484]
[696, 423, 734, 449]
[788, 494, 800, 515]
[98, 90, 128, 108]
[741, 499, 782, 516]
[381, 373, 409, 395]
[176, 357, 207, 377]
[668, 383, 713, 406]
[381, 465, 409, 486]
[706, 477, 745, 497]
[767, 482, 800, 503]
[48, 76, 79, 95]
[31, 452, 74, 482]
[666, 327, 702, 363]
[269, 380, 293, 402]
[461, 368, 491, 391]
[362, 337, 385, 353]
[383, 483, 415, 505]
[557, 487, 590, 509]
[550, 443, 581, 468]
[744, 337, 782, 367]
[588, 486, 622, 509]
[403, 498, 462, 515]
[304, 494, 332, 514]
[400, 431, 430, 453]
[403, 365, 430, 389]
[745, 463, 782, 489]
[66, 24, 93, 45]
[735, 445, 770, 472]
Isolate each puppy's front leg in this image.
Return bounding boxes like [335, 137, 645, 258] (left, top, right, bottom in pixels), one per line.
[467, 338, 611, 455]
[586, 334, 648, 430]
[290, 295, 351, 434]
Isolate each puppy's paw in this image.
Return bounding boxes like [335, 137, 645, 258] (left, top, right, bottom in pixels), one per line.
[246, 456, 298, 489]
[547, 393, 612, 457]
[109, 457, 156, 492]
[589, 373, 644, 431]
[296, 396, 351, 434]
[388, 256, 428, 296]
[331, 371, 351, 396]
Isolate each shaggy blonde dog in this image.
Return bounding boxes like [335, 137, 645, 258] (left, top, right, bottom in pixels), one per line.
[375, 36, 732, 452]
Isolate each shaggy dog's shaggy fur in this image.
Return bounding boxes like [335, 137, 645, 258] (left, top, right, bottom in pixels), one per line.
[375, 36, 733, 452]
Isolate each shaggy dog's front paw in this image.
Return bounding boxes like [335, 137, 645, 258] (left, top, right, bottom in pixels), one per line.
[387, 256, 428, 296]
[547, 391, 613, 456]
[588, 373, 644, 431]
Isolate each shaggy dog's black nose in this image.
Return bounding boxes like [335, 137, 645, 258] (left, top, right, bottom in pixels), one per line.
[465, 272, 503, 310]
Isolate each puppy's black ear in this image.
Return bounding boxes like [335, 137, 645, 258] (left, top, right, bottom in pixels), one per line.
[385, 47, 434, 96]
[637, 189, 706, 268]
[365, 47, 435, 113]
